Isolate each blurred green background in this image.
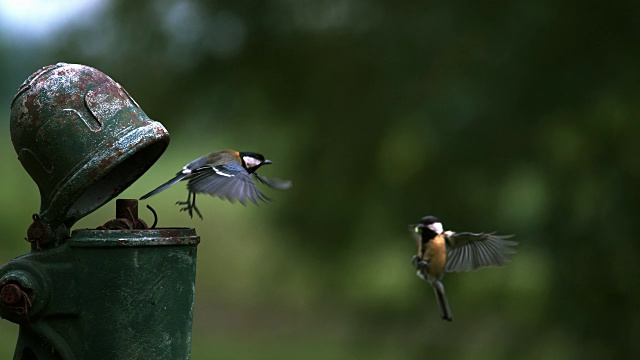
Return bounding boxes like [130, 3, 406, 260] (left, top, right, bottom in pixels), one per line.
[1, 0, 639, 359]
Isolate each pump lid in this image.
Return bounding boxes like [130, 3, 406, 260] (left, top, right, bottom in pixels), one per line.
[10, 63, 170, 246]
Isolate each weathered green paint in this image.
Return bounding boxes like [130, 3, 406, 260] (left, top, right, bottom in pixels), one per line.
[1, 228, 200, 359]
[10, 63, 170, 247]
[2, 64, 200, 360]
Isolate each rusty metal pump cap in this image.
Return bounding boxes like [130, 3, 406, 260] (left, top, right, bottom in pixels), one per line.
[10, 63, 169, 244]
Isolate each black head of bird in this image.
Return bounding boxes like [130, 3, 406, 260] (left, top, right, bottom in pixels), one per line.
[140, 150, 291, 219]
[413, 215, 443, 238]
[238, 152, 271, 173]
[409, 215, 517, 322]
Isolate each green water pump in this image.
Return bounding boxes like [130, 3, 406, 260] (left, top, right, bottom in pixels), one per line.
[0, 63, 200, 359]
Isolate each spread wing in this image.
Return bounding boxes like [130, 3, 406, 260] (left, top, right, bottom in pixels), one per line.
[253, 172, 292, 190]
[408, 225, 422, 245]
[444, 231, 517, 272]
[187, 163, 269, 205]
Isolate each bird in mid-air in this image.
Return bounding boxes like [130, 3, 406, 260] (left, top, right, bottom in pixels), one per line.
[409, 215, 517, 321]
[140, 150, 291, 219]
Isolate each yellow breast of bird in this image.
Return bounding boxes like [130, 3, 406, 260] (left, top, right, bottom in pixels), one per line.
[423, 233, 447, 278]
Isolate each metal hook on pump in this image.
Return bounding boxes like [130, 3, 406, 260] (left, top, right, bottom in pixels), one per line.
[146, 205, 158, 229]
[96, 199, 159, 230]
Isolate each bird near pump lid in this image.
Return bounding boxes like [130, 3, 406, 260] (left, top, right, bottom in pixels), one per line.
[139, 150, 293, 219]
[10, 63, 170, 247]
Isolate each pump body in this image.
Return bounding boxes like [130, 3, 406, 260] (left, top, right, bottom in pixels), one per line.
[0, 63, 200, 359]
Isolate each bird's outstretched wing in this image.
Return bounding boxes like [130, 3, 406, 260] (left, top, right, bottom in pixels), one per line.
[187, 163, 269, 205]
[253, 172, 292, 190]
[408, 224, 422, 245]
[444, 231, 517, 272]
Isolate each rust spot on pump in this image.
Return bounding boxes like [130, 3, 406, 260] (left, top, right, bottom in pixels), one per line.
[26, 213, 52, 248]
[0, 283, 33, 315]
[97, 199, 157, 230]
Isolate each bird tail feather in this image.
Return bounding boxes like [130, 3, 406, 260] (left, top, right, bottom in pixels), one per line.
[432, 280, 453, 321]
[140, 174, 187, 200]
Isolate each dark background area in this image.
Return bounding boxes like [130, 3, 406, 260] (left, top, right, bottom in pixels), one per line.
[1, 0, 639, 359]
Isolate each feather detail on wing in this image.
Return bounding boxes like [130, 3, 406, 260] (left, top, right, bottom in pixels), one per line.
[187, 163, 269, 205]
[444, 231, 517, 273]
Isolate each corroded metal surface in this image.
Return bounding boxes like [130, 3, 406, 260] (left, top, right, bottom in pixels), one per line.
[98, 198, 151, 230]
[3, 64, 199, 360]
[69, 228, 200, 247]
[1, 284, 24, 306]
[10, 63, 170, 247]
[0, 270, 39, 319]
[0, 284, 32, 315]
[0, 226, 200, 359]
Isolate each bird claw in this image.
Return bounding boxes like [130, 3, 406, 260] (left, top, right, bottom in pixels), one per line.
[411, 255, 419, 267]
[411, 256, 429, 271]
[176, 200, 203, 220]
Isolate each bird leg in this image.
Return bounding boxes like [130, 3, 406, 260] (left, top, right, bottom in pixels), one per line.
[176, 192, 192, 216]
[176, 191, 203, 220]
[190, 192, 203, 220]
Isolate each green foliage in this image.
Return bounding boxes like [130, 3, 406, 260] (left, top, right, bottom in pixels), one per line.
[2, 0, 640, 358]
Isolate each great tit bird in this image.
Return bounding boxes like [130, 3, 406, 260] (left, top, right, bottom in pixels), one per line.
[140, 150, 291, 219]
[409, 215, 517, 321]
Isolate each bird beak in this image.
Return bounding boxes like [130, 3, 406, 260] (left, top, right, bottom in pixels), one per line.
[263, 159, 273, 165]
[409, 224, 423, 233]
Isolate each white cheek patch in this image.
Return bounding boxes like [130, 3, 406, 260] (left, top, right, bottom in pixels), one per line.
[243, 156, 262, 168]
[428, 222, 444, 234]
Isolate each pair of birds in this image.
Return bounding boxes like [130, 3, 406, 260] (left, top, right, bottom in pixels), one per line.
[140, 150, 517, 322]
